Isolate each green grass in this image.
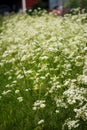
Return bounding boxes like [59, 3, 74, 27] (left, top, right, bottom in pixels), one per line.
[0, 12, 87, 130]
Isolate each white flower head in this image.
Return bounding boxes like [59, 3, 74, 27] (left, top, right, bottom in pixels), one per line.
[32, 107, 37, 110]
[15, 90, 20, 94]
[40, 103, 46, 108]
[33, 100, 46, 110]
[25, 89, 29, 92]
[17, 97, 23, 102]
[38, 119, 44, 125]
[2, 90, 11, 95]
[84, 47, 87, 51]
[65, 119, 79, 130]
[55, 110, 59, 113]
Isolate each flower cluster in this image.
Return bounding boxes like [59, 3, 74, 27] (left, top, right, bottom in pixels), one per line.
[0, 12, 87, 130]
[33, 100, 46, 110]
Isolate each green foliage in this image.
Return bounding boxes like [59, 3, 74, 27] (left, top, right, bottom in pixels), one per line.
[32, 2, 48, 10]
[0, 13, 87, 130]
[0, 15, 3, 33]
[66, 0, 87, 11]
[83, 0, 87, 10]
[26, 8, 47, 16]
[66, 0, 81, 8]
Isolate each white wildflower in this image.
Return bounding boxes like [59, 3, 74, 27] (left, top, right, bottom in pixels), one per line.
[24, 70, 33, 74]
[25, 89, 29, 92]
[8, 76, 12, 80]
[79, 75, 87, 84]
[67, 120, 79, 130]
[12, 80, 17, 84]
[84, 47, 87, 51]
[83, 68, 87, 75]
[32, 107, 37, 110]
[2, 90, 11, 95]
[15, 90, 20, 94]
[38, 119, 44, 125]
[74, 104, 87, 121]
[33, 100, 46, 109]
[40, 103, 46, 108]
[55, 110, 59, 113]
[83, 75, 87, 84]
[17, 97, 23, 102]
[64, 80, 70, 86]
[40, 76, 45, 80]
[48, 47, 55, 51]
[17, 74, 24, 79]
[5, 84, 10, 88]
[40, 56, 48, 60]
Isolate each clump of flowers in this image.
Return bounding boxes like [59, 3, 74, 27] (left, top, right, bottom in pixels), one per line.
[0, 12, 87, 130]
[33, 100, 46, 110]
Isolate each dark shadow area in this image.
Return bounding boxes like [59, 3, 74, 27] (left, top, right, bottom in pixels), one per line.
[0, 0, 22, 14]
[32, 0, 49, 10]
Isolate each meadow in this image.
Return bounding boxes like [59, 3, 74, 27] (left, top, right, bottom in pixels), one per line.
[0, 11, 87, 130]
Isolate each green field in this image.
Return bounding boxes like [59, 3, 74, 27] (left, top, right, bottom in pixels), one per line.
[0, 12, 87, 130]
